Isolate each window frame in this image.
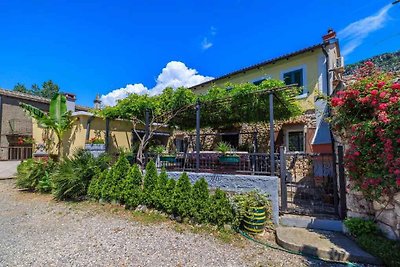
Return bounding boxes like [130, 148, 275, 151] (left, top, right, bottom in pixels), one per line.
[280, 65, 307, 99]
[284, 125, 306, 153]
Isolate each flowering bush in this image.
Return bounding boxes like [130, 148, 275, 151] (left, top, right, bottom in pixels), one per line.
[330, 62, 400, 200]
[88, 136, 105, 144]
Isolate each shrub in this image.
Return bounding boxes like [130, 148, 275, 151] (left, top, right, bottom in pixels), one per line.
[172, 173, 192, 218]
[36, 170, 53, 193]
[191, 178, 210, 223]
[209, 189, 234, 228]
[164, 178, 176, 214]
[231, 191, 272, 230]
[356, 233, 400, 267]
[87, 169, 108, 200]
[344, 217, 378, 237]
[152, 168, 169, 210]
[16, 159, 56, 191]
[143, 160, 158, 206]
[121, 164, 143, 209]
[101, 154, 130, 202]
[52, 160, 87, 200]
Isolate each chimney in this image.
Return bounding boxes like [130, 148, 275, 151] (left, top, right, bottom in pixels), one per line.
[322, 28, 337, 44]
[64, 93, 76, 112]
[94, 94, 102, 109]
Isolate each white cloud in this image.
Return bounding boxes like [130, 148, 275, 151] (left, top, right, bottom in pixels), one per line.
[101, 61, 213, 106]
[210, 26, 217, 36]
[201, 37, 213, 50]
[338, 4, 392, 56]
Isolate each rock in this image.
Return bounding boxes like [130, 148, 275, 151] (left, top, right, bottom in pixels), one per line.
[135, 205, 148, 212]
[394, 192, 400, 205]
[223, 224, 232, 231]
[373, 200, 394, 211]
[377, 222, 399, 240]
[175, 216, 183, 223]
[375, 209, 397, 228]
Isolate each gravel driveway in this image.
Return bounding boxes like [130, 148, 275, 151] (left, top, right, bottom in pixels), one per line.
[0, 179, 322, 267]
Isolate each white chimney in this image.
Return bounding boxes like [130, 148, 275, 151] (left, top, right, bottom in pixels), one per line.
[64, 93, 76, 112]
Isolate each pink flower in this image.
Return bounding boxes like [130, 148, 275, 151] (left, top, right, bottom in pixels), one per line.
[377, 82, 386, 88]
[371, 90, 378, 96]
[378, 103, 388, 110]
[389, 96, 398, 103]
[379, 92, 386, 98]
[394, 169, 400, 176]
[391, 83, 400, 90]
[354, 151, 361, 156]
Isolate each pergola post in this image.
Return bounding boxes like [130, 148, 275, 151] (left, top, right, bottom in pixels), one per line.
[144, 108, 150, 165]
[196, 99, 201, 172]
[269, 92, 275, 176]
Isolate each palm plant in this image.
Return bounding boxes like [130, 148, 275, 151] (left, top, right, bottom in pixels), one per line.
[20, 94, 75, 159]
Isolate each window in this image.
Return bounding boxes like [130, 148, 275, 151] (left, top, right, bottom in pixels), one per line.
[281, 66, 307, 96]
[253, 78, 265, 86]
[288, 131, 304, 152]
[221, 133, 239, 149]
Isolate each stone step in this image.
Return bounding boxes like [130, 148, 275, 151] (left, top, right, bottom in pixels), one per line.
[280, 214, 344, 232]
[276, 226, 381, 265]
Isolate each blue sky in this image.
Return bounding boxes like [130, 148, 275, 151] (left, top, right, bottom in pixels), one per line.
[0, 0, 399, 106]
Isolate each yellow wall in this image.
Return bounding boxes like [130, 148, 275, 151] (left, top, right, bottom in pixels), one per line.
[191, 49, 323, 111]
[32, 114, 167, 157]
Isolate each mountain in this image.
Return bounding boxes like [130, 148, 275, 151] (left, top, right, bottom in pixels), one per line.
[344, 50, 400, 76]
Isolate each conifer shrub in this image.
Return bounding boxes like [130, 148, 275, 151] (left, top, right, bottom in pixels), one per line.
[101, 154, 130, 202]
[88, 169, 108, 200]
[209, 189, 234, 228]
[152, 168, 169, 210]
[191, 178, 210, 223]
[164, 178, 176, 214]
[143, 160, 158, 206]
[121, 164, 143, 209]
[172, 172, 193, 218]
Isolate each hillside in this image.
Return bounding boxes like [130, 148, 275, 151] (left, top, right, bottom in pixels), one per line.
[344, 50, 400, 76]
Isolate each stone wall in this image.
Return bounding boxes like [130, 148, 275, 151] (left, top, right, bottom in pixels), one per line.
[347, 184, 400, 240]
[165, 171, 279, 225]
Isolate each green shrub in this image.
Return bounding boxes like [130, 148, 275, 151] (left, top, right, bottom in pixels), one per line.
[172, 173, 192, 218]
[101, 154, 130, 202]
[16, 159, 56, 191]
[209, 189, 234, 228]
[121, 164, 143, 209]
[52, 160, 87, 200]
[356, 233, 400, 267]
[191, 178, 210, 223]
[344, 218, 378, 237]
[36, 170, 53, 193]
[87, 169, 108, 200]
[164, 178, 176, 214]
[152, 168, 169, 210]
[143, 160, 158, 206]
[231, 191, 271, 230]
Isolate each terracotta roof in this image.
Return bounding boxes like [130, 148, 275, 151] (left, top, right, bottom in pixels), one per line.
[0, 88, 90, 111]
[190, 43, 323, 89]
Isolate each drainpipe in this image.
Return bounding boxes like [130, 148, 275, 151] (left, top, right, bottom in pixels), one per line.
[85, 116, 95, 143]
[321, 45, 330, 96]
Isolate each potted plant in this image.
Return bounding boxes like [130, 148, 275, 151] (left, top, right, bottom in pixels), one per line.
[151, 145, 176, 163]
[85, 134, 106, 157]
[216, 142, 240, 164]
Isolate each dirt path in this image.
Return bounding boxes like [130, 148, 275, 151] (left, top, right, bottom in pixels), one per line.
[0, 179, 325, 267]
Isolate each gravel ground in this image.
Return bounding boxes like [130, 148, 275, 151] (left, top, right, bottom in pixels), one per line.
[0, 179, 334, 267]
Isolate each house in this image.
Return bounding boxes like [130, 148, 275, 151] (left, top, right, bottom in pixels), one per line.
[0, 89, 89, 160]
[188, 29, 343, 154]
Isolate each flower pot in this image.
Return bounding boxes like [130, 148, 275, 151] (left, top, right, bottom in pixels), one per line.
[242, 206, 266, 234]
[85, 144, 106, 158]
[160, 155, 176, 163]
[218, 155, 240, 164]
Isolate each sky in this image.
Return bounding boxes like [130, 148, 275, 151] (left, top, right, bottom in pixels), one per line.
[0, 0, 399, 107]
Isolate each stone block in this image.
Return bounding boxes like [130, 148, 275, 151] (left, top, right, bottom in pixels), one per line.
[373, 200, 394, 211]
[375, 209, 397, 228]
[377, 222, 399, 240]
[394, 192, 400, 205]
[346, 211, 373, 219]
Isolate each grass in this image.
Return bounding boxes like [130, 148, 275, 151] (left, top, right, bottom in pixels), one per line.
[131, 210, 168, 224]
[355, 233, 400, 267]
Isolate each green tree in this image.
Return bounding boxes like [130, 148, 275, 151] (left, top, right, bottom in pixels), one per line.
[38, 80, 60, 98]
[164, 178, 176, 214]
[121, 164, 143, 209]
[20, 93, 74, 159]
[191, 178, 210, 223]
[88, 169, 108, 200]
[143, 160, 158, 206]
[152, 168, 169, 210]
[172, 172, 192, 218]
[13, 83, 28, 93]
[209, 189, 233, 227]
[101, 154, 130, 202]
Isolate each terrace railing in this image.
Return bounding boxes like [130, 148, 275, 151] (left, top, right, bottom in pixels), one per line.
[147, 152, 279, 176]
[0, 146, 33, 161]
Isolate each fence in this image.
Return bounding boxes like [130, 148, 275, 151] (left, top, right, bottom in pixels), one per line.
[0, 146, 33, 161]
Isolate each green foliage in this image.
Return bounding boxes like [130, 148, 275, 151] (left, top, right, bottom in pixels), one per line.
[37, 170, 53, 193]
[16, 159, 56, 191]
[164, 178, 176, 214]
[101, 81, 301, 129]
[51, 160, 86, 200]
[143, 160, 158, 206]
[13, 80, 60, 99]
[101, 154, 130, 202]
[87, 169, 108, 200]
[344, 218, 378, 237]
[356, 233, 400, 267]
[231, 191, 272, 230]
[344, 50, 400, 76]
[20, 93, 75, 158]
[152, 168, 169, 210]
[209, 189, 234, 228]
[121, 164, 143, 209]
[191, 178, 210, 223]
[173, 173, 193, 218]
[216, 142, 232, 155]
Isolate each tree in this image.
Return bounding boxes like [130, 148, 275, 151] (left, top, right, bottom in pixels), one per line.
[13, 80, 60, 99]
[13, 83, 28, 94]
[20, 93, 75, 159]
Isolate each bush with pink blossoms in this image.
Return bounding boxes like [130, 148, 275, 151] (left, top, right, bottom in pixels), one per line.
[330, 62, 400, 200]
